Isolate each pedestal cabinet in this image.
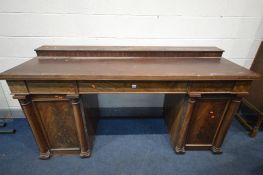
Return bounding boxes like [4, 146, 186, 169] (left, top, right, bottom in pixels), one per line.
[30, 95, 80, 151]
[16, 93, 97, 159]
[165, 94, 242, 154]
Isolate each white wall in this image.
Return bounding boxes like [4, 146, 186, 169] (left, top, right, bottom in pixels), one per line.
[0, 0, 263, 112]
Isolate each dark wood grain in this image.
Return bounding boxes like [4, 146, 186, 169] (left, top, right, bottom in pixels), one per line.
[35, 45, 224, 57]
[189, 81, 234, 92]
[6, 80, 253, 95]
[7, 80, 28, 94]
[79, 80, 187, 93]
[69, 96, 90, 158]
[175, 97, 196, 153]
[27, 80, 77, 94]
[19, 97, 50, 159]
[164, 94, 187, 150]
[1, 45, 259, 158]
[212, 98, 241, 153]
[80, 94, 99, 151]
[33, 99, 79, 149]
[0, 57, 259, 81]
[186, 98, 229, 145]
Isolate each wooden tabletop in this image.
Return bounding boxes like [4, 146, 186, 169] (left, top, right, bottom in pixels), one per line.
[0, 57, 259, 81]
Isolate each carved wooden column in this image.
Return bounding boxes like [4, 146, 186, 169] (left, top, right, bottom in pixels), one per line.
[69, 95, 90, 158]
[16, 95, 50, 159]
[212, 97, 242, 153]
[175, 96, 196, 154]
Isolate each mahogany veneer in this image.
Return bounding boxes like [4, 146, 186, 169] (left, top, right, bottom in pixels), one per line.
[0, 46, 259, 159]
[35, 45, 224, 57]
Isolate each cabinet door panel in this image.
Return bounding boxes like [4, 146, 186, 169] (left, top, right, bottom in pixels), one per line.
[187, 99, 228, 145]
[33, 100, 79, 149]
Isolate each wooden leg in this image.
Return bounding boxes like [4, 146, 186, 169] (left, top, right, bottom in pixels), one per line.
[250, 116, 263, 137]
[236, 113, 253, 131]
[236, 99, 263, 138]
[71, 98, 90, 158]
[175, 97, 196, 154]
[19, 98, 50, 160]
[212, 98, 241, 154]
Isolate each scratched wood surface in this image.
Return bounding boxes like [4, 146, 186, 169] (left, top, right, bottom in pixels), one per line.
[1, 46, 258, 81]
[1, 46, 259, 158]
[0, 57, 259, 81]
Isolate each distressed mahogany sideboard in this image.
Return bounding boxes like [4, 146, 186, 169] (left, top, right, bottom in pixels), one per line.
[0, 46, 259, 159]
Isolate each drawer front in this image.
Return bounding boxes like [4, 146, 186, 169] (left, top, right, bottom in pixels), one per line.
[232, 81, 252, 93]
[7, 80, 28, 94]
[189, 81, 234, 93]
[78, 81, 187, 93]
[186, 98, 229, 145]
[27, 81, 77, 94]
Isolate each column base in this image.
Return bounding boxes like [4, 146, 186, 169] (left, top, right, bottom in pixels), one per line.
[39, 150, 51, 160]
[175, 146, 186, 154]
[80, 150, 91, 158]
[211, 146, 222, 154]
[249, 125, 261, 137]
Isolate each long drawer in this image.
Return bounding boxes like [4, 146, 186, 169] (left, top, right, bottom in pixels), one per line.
[78, 81, 187, 93]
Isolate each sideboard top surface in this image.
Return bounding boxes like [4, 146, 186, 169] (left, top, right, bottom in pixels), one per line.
[0, 57, 259, 81]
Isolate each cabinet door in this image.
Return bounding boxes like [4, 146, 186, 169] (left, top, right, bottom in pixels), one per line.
[33, 99, 79, 149]
[186, 98, 229, 145]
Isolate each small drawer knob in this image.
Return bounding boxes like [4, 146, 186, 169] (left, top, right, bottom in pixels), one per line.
[54, 95, 63, 99]
[211, 115, 215, 119]
[209, 111, 214, 114]
[131, 84, 137, 89]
